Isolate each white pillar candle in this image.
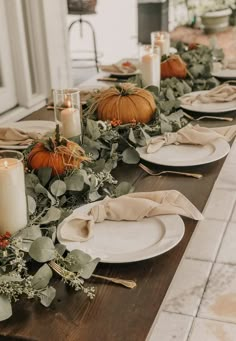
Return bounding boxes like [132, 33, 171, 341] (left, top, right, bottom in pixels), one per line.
[151, 32, 170, 56]
[140, 48, 160, 87]
[0, 156, 27, 234]
[61, 108, 81, 138]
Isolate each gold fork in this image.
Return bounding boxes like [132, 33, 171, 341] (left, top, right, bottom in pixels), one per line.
[139, 163, 203, 179]
[49, 261, 136, 289]
[183, 112, 233, 122]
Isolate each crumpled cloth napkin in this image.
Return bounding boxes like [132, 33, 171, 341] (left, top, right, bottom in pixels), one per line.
[147, 124, 236, 153]
[223, 58, 236, 70]
[59, 190, 204, 242]
[0, 127, 42, 146]
[99, 63, 137, 74]
[181, 84, 236, 105]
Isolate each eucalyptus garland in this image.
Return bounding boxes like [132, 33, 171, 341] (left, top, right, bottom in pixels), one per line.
[0, 42, 223, 322]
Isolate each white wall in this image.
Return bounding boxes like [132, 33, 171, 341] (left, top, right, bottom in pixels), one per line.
[68, 0, 138, 64]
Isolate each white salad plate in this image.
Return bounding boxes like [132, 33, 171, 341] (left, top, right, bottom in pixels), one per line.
[137, 138, 230, 167]
[57, 201, 185, 263]
[0, 120, 56, 150]
[179, 90, 236, 113]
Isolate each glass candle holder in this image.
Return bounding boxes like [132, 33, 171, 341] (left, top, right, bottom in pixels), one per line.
[0, 151, 27, 235]
[151, 31, 170, 56]
[53, 89, 82, 139]
[139, 45, 161, 87]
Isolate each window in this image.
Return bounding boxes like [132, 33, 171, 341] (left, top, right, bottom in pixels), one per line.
[0, 0, 71, 123]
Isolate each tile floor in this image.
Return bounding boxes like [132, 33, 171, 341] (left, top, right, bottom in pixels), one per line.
[147, 137, 236, 341]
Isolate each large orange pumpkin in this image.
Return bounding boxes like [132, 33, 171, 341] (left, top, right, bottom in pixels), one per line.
[161, 55, 187, 79]
[28, 140, 87, 176]
[90, 83, 156, 124]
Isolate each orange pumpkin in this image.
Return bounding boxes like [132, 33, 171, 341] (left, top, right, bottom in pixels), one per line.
[161, 55, 187, 79]
[90, 83, 156, 124]
[28, 140, 87, 176]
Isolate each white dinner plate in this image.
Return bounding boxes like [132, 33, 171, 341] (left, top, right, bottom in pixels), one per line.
[110, 69, 140, 78]
[0, 120, 56, 150]
[211, 68, 236, 80]
[179, 90, 236, 113]
[136, 138, 230, 167]
[57, 201, 185, 263]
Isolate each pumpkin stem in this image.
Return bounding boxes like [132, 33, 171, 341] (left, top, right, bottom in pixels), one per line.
[55, 124, 61, 146]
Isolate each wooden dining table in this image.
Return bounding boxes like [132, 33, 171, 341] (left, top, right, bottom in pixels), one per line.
[0, 106, 236, 341]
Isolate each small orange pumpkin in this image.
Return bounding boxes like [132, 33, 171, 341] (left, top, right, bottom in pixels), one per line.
[161, 55, 187, 79]
[28, 140, 88, 176]
[89, 83, 156, 124]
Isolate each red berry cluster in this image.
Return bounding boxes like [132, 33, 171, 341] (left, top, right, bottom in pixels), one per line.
[0, 231, 11, 249]
[111, 118, 122, 127]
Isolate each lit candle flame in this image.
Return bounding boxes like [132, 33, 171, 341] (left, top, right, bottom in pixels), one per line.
[64, 95, 72, 108]
[3, 161, 8, 168]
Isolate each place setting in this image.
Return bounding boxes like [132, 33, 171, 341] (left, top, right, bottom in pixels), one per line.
[0, 121, 56, 150]
[136, 123, 236, 168]
[179, 83, 236, 114]
[212, 57, 236, 80]
[99, 59, 140, 79]
[57, 190, 203, 263]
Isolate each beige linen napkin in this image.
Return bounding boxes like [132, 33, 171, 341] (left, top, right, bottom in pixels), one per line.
[0, 127, 41, 146]
[147, 124, 236, 153]
[181, 84, 236, 105]
[59, 190, 204, 242]
[100, 63, 137, 74]
[223, 58, 236, 70]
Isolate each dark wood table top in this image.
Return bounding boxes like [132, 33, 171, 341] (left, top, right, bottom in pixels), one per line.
[0, 108, 235, 341]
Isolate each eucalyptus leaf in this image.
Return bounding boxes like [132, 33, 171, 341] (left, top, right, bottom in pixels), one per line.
[160, 120, 173, 133]
[110, 143, 118, 157]
[128, 128, 137, 144]
[55, 243, 66, 256]
[88, 190, 102, 202]
[27, 195, 37, 215]
[65, 249, 92, 272]
[144, 85, 159, 97]
[90, 159, 106, 173]
[31, 264, 53, 290]
[19, 225, 42, 241]
[25, 173, 40, 188]
[50, 180, 67, 197]
[40, 207, 61, 224]
[64, 174, 84, 191]
[122, 147, 140, 164]
[0, 295, 12, 321]
[166, 87, 176, 100]
[80, 258, 100, 279]
[115, 181, 134, 197]
[35, 183, 56, 205]
[38, 168, 52, 186]
[39, 286, 56, 307]
[104, 159, 114, 172]
[78, 169, 90, 185]
[47, 226, 57, 243]
[29, 237, 56, 263]
[86, 119, 101, 140]
[89, 174, 98, 191]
